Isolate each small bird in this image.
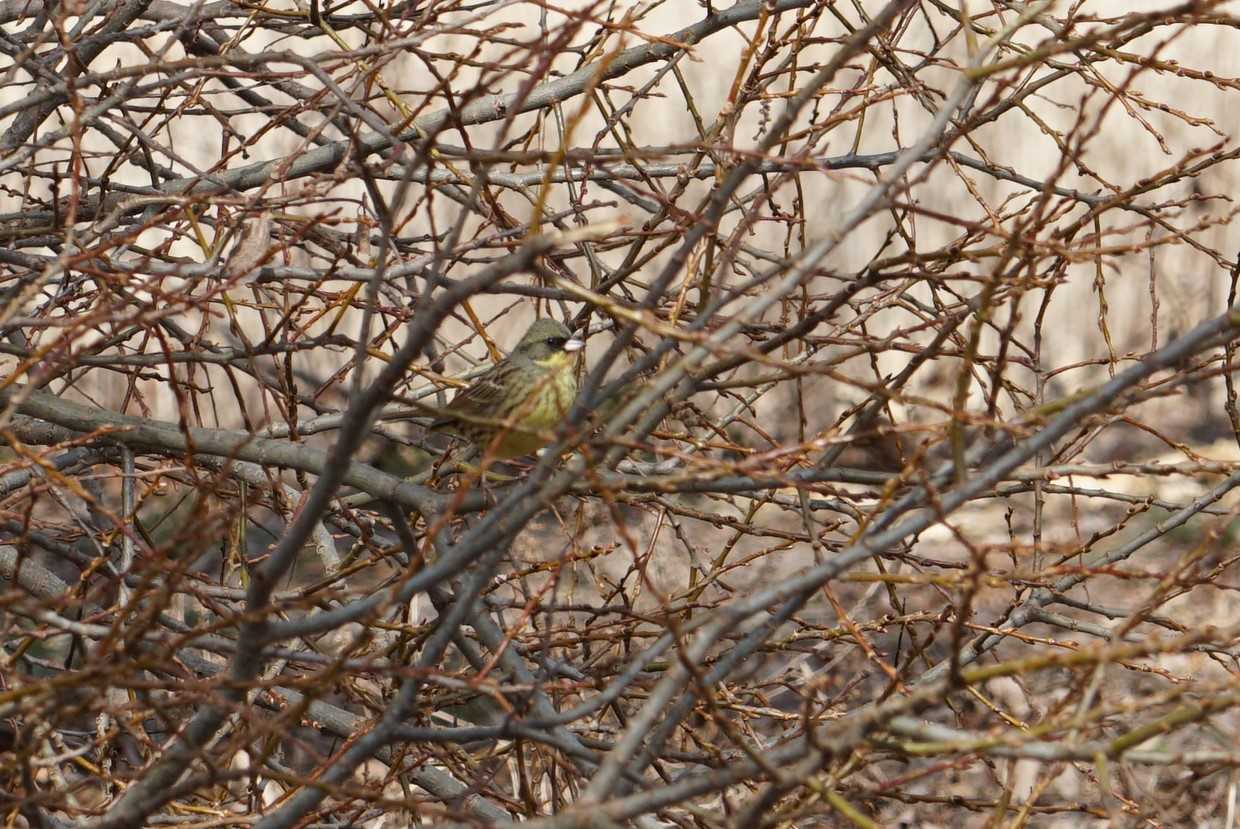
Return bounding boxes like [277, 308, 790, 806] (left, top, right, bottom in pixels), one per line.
[431, 318, 585, 459]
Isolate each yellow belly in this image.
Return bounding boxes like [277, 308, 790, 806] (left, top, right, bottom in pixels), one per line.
[496, 363, 576, 457]
[521, 369, 575, 430]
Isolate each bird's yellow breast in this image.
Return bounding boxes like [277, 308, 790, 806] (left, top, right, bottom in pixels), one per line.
[523, 357, 577, 431]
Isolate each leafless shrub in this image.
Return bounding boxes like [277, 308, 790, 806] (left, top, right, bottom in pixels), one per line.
[4, 0, 1240, 826]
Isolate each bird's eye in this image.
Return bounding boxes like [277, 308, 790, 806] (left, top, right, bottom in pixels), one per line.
[546, 336, 567, 348]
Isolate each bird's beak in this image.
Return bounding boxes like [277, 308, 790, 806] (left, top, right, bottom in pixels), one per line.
[563, 337, 586, 353]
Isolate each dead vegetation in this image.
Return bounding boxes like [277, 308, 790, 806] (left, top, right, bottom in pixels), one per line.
[4, 0, 1240, 826]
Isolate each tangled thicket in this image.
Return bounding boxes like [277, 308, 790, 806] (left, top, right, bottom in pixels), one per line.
[5, 0, 1240, 826]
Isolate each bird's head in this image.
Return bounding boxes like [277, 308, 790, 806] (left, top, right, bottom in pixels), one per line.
[513, 318, 585, 368]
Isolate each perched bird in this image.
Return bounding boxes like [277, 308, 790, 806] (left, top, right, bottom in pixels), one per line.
[431, 318, 585, 458]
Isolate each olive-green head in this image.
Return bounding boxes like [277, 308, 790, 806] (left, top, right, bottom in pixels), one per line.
[511, 319, 585, 366]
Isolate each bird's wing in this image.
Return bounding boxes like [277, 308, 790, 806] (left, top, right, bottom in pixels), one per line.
[431, 363, 511, 429]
